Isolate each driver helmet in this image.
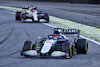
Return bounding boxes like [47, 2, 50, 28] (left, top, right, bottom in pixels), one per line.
[48, 36, 52, 39]
[54, 29, 62, 34]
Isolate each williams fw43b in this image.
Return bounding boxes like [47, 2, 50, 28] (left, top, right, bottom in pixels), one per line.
[20, 28, 88, 59]
[15, 5, 49, 23]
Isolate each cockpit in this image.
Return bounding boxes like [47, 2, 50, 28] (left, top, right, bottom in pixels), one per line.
[48, 34, 66, 41]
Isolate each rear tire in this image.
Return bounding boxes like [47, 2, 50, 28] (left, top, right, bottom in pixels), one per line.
[23, 41, 34, 51]
[76, 39, 88, 54]
[15, 11, 21, 20]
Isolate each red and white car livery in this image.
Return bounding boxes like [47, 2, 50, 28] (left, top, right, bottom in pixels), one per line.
[15, 5, 49, 23]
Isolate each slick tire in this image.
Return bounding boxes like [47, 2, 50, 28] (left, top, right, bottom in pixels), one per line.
[15, 11, 21, 20]
[62, 42, 73, 58]
[76, 39, 88, 54]
[23, 41, 34, 51]
[44, 13, 49, 23]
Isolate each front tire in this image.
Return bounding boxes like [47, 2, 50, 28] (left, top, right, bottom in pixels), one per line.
[62, 42, 73, 58]
[15, 11, 21, 20]
[44, 13, 49, 23]
[23, 41, 34, 51]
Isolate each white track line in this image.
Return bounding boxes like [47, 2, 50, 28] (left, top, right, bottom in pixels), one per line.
[43, 23, 57, 28]
[6, 10, 100, 45]
[80, 35, 100, 45]
[5, 11, 15, 14]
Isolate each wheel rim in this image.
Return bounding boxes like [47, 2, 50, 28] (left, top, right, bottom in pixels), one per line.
[70, 44, 73, 58]
[85, 40, 88, 53]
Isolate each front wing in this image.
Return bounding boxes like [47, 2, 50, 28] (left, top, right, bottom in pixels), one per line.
[20, 50, 70, 58]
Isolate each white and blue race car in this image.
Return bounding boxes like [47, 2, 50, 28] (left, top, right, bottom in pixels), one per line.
[20, 28, 88, 59]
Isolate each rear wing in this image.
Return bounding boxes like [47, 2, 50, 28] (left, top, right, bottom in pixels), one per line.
[54, 28, 80, 37]
[21, 6, 29, 9]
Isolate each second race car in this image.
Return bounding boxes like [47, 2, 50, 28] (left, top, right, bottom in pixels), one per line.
[15, 5, 49, 23]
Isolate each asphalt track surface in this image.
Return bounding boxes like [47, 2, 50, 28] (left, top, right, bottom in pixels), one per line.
[0, 1, 100, 67]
